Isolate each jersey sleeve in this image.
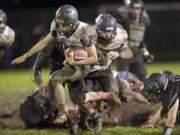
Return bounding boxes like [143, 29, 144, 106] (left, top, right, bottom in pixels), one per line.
[114, 27, 128, 49]
[80, 25, 97, 47]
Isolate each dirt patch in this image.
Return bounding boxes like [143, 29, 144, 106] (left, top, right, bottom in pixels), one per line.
[0, 92, 28, 129]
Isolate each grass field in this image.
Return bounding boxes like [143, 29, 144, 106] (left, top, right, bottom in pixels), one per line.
[0, 61, 180, 135]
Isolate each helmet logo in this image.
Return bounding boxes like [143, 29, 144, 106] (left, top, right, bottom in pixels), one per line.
[146, 81, 161, 93]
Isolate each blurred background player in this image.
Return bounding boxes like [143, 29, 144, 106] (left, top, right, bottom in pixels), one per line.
[117, 0, 150, 24]
[0, 9, 15, 61]
[113, 0, 154, 82]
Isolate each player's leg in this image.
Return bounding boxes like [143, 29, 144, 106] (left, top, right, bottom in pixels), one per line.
[68, 79, 102, 133]
[129, 57, 147, 82]
[98, 72, 121, 105]
[49, 65, 87, 123]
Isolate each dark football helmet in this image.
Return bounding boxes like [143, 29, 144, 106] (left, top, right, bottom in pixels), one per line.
[143, 73, 169, 103]
[95, 13, 117, 43]
[19, 88, 57, 127]
[129, 0, 144, 9]
[144, 73, 168, 95]
[55, 5, 79, 34]
[162, 70, 173, 79]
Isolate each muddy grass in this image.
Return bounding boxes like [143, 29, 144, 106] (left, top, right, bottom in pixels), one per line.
[0, 91, 26, 129]
[0, 91, 180, 135]
[0, 66, 180, 134]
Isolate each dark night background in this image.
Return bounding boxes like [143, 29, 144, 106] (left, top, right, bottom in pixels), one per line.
[0, 0, 180, 69]
[1, 0, 180, 9]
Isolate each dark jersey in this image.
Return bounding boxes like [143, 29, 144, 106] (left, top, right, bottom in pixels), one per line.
[33, 42, 65, 84]
[161, 75, 180, 114]
[113, 9, 150, 49]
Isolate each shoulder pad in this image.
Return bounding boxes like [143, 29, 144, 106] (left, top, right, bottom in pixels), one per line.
[81, 25, 97, 47]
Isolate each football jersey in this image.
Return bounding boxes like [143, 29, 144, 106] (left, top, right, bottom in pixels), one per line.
[50, 20, 96, 50]
[161, 75, 180, 113]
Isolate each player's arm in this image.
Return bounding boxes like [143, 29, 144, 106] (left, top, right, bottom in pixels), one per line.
[11, 33, 54, 65]
[33, 52, 48, 85]
[163, 99, 179, 135]
[119, 41, 133, 59]
[118, 29, 133, 59]
[33, 44, 55, 85]
[107, 29, 133, 60]
[33, 52, 48, 95]
[139, 32, 154, 63]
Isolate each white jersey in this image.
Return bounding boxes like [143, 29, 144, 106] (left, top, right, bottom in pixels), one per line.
[50, 20, 96, 47]
[0, 26, 15, 48]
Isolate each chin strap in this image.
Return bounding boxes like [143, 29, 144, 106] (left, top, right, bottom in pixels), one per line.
[163, 126, 173, 135]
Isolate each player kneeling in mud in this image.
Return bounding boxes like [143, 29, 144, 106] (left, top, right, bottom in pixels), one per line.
[144, 72, 180, 135]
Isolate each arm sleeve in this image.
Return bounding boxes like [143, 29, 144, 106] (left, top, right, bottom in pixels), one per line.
[80, 26, 97, 47]
[33, 44, 55, 84]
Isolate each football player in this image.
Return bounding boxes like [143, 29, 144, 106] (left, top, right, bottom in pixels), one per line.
[144, 72, 180, 135]
[0, 9, 15, 60]
[84, 13, 133, 103]
[11, 5, 98, 125]
[113, 0, 154, 81]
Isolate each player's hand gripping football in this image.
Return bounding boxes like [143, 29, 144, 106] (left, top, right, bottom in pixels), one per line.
[65, 49, 75, 65]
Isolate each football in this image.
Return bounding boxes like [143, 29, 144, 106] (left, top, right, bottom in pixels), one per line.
[65, 47, 88, 61]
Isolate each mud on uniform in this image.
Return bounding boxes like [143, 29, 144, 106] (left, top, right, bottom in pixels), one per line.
[113, 10, 150, 81]
[33, 41, 65, 85]
[49, 20, 97, 105]
[0, 25, 15, 60]
[86, 27, 130, 95]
